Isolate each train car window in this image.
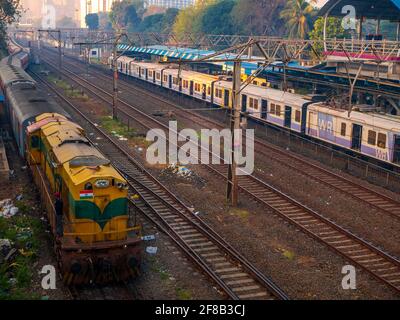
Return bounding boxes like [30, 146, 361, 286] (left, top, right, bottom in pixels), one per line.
[163, 75, 168, 82]
[183, 80, 189, 88]
[270, 103, 276, 115]
[377, 133, 387, 149]
[249, 98, 259, 111]
[295, 110, 301, 122]
[156, 73, 161, 80]
[173, 77, 179, 85]
[195, 83, 201, 92]
[149, 71, 153, 77]
[276, 105, 282, 117]
[252, 81, 258, 85]
[341, 123, 346, 136]
[136, 67, 140, 73]
[368, 130, 377, 145]
[207, 86, 211, 96]
[261, 83, 267, 87]
[215, 88, 223, 98]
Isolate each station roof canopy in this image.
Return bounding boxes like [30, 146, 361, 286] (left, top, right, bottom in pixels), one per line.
[319, 0, 400, 21]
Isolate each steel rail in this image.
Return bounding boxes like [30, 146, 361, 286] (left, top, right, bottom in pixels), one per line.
[36, 58, 400, 294]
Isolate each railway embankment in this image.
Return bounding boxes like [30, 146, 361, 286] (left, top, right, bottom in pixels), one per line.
[0, 138, 67, 300]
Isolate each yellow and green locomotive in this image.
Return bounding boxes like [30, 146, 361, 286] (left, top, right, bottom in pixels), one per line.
[1, 64, 141, 285]
[27, 113, 141, 284]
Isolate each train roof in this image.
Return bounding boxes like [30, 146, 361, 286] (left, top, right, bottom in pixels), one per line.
[215, 80, 311, 106]
[7, 84, 70, 126]
[0, 64, 35, 87]
[34, 118, 124, 185]
[309, 103, 400, 132]
[131, 60, 165, 70]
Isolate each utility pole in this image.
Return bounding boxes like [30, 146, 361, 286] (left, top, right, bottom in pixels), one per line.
[112, 38, 118, 120]
[38, 29, 62, 79]
[227, 60, 242, 206]
[58, 30, 62, 79]
[112, 32, 127, 120]
[72, 32, 126, 120]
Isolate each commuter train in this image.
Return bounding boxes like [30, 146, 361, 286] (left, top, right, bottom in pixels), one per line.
[111, 56, 400, 168]
[0, 37, 30, 70]
[0, 48, 141, 285]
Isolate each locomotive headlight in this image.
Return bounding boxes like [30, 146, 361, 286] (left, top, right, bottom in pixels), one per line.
[117, 182, 129, 190]
[95, 179, 110, 188]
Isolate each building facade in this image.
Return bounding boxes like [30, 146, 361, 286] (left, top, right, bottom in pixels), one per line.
[145, 0, 196, 9]
[79, 0, 122, 27]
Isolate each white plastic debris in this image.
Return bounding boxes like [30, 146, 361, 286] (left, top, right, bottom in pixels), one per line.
[142, 235, 156, 241]
[0, 239, 12, 250]
[9, 207, 19, 216]
[0, 199, 18, 218]
[16, 194, 23, 201]
[146, 246, 158, 254]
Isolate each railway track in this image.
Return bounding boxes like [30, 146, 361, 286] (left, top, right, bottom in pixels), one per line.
[30, 70, 288, 300]
[35, 58, 400, 295]
[43, 48, 400, 222]
[68, 282, 136, 300]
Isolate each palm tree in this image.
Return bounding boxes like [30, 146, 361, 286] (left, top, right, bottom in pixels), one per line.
[280, 0, 316, 39]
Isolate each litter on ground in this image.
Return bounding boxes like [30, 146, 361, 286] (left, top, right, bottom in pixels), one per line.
[142, 235, 156, 241]
[146, 246, 158, 255]
[0, 199, 19, 218]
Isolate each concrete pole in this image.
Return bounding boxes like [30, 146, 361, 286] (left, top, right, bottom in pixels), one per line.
[58, 30, 62, 80]
[112, 41, 118, 120]
[227, 60, 241, 207]
[376, 19, 381, 34]
[359, 16, 363, 40]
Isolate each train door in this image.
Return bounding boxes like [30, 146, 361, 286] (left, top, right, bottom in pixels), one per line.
[202, 84, 207, 100]
[393, 135, 400, 163]
[138, 67, 141, 79]
[241, 94, 247, 112]
[153, 71, 156, 83]
[145, 69, 148, 81]
[168, 75, 172, 89]
[351, 124, 363, 151]
[190, 81, 194, 95]
[224, 90, 230, 107]
[261, 100, 268, 120]
[301, 104, 308, 134]
[284, 106, 292, 128]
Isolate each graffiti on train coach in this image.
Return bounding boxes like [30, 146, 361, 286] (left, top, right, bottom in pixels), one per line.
[318, 112, 335, 142]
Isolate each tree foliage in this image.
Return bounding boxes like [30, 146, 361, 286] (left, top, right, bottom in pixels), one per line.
[0, 0, 21, 55]
[280, 0, 316, 38]
[309, 17, 345, 41]
[231, 0, 287, 36]
[173, 0, 216, 37]
[85, 13, 99, 30]
[110, 0, 145, 30]
[0, 0, 20, 24]
[200, 0, 235, 34]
